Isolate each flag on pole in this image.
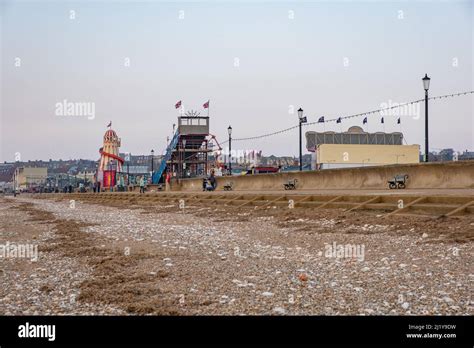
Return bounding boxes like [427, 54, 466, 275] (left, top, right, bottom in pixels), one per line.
[336, 117, 342, 124]
[107, 121, 112, 128]
[203, 100, 210, 109]
[363, 117, 368, 124]
[397, 118, 401, 124]
[318, 116, 325, 123]
[381, 117, 384, 124]
[175, 100, 182, 109]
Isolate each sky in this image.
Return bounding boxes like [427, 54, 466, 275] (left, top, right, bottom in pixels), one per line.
[0, 0, 472, 162]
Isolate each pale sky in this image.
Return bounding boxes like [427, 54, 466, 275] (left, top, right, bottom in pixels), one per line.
[1, 0, 472, 162]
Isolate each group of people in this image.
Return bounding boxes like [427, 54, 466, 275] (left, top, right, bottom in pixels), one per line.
[88, 176, 148, 193]
[46, 172, 216, 194]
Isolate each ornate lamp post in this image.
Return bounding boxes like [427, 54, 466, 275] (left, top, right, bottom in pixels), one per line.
[150, 149, 155, 183]
[297, 108, 307, 171]
[227, 126, 232, 175]
[422, 74, 431, 162]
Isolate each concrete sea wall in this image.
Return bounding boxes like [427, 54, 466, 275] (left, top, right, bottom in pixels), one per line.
[173, 161, 474, 192]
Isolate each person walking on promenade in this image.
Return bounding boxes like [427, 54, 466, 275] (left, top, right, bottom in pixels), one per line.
[208, 169, 217, 191]
[165, 172, 171, 191]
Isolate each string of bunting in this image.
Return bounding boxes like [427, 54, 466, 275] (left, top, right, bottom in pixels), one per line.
[220, 90, 473, 144]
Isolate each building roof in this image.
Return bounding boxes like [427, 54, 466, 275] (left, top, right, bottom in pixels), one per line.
[104, 129, 120, 142]
[305, 126, 403, 152]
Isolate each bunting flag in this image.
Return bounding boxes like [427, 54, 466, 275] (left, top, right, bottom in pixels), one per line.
[381, 117, 384, 124]
[318, 116, 325, 123]
[218, 90, 473, 145]
[203, 100, 210, 109]
[175, 100, 182, 109]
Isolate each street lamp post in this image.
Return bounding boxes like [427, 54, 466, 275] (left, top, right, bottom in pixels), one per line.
[150, 149, 155, 182]
[422, 74, 431, 162]
[297, 108, 307, 171]
[228, 126, 232, 175]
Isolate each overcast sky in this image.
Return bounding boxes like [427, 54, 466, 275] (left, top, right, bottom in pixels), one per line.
[1, 0, 472, 162]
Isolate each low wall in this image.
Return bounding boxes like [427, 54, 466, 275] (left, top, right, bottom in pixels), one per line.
[174, 161, 474, 191]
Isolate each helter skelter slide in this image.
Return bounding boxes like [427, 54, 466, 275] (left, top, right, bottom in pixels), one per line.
[97, 126, 124, 188]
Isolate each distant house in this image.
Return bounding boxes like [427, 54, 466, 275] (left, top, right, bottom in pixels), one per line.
[459, 150, 474, 161]
[0, 163, 15, 182]
[13, 167, 48, 190]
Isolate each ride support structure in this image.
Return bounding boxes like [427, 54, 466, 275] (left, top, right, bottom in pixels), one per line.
[152, 114, 221, 184]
